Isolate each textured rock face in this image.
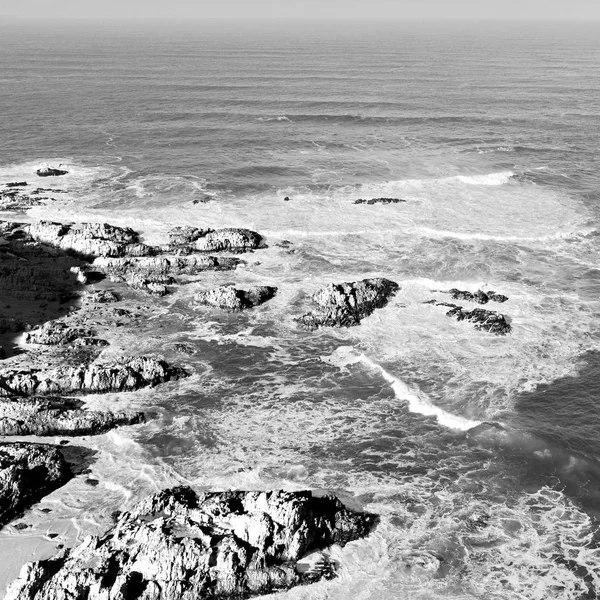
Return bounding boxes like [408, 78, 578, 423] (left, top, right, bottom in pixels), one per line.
[0, 357, 187, 397]
[195, 285, 277, 311]
[0, 397, 144, 436]
[193, 228, 264, 253]
[353, 197, 406, 205]
[0, 442, 71, 527]
[167, 226, 213, 246]
[298, 278, 399, 330]
[6, 486, 378, 600]
[436, 303, 512, 335]
[24, 322, 98, 346]
[446, 288, 509, 304]
[28, 221, 152, 259]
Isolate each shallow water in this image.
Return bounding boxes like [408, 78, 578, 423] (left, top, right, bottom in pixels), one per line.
[2, 18, 600, 599]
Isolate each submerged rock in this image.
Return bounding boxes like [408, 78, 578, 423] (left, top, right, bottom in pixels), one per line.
[195, 285, 277, 311]
[0, 442, 70, 528]
[36, 167, 68, 177]
[6, 486, 378, 600]
[445, 288, 509, 304]
[0, 397, 144, 436]
[0, 356, 188, 397]
[353, 197, 406, 205]
[298, 278, 399, 330]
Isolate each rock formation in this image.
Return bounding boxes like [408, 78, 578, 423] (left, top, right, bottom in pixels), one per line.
[24, 322, 99, 346]
[5, 486, 378, 600]
[36, 167, 68, 177]
[192, 228, 264, 253]
[0, 442, 71, 528]
[0, 356, 187, 397]
[444, 288, 509, 304]
[298, 278, 399, 330]
[435, 303, 512, 335]
[0, 397, 144, 436]
[194, 285, 277, 311]
[353, 197, 406, 205]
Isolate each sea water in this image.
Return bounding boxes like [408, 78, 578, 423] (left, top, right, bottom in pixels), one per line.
[1, 18, 600, 599]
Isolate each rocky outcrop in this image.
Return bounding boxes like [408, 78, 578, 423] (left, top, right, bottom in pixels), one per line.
[167, 226, 213, 246]
[298, 278, 399, 330]
[192, 228, 264, 253]
[6, 486, 378, 600]
[0, 397, 144, 436]
[0, 356, 188, 397]
[83, 290, 120, 304]
[353, 197, 406, 205]
[24, 322, 98, 346]
[28, 221, 153, 259]
[36, 167, 68, 177]
[0, 442, 71, 528]
[435, 303, 512, 335]
[444, 289, 509, 304]
[194, 285, 277, 311]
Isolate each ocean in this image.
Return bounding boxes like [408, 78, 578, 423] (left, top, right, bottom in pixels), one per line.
[2, 17, 600, 599]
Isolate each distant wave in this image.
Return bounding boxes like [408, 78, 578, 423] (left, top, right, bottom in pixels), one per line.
[412, 226, 596, 243]
[453, 171, 514, 185]
[326, 347, 481, 432]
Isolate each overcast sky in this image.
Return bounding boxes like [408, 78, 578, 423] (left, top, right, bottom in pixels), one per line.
[3, 0, 600, 20]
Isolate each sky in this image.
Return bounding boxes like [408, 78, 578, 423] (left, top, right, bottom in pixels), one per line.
[2, 0, 600, 21]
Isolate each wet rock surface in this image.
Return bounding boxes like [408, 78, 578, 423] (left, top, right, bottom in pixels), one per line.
[435, 303, 512, 335]
[36, 167, 68, 177]
[0, 442, 71, 528]
[195, 285, 277, 311]
[191, 228, 264, 253]
[5, 486, 378, 600]
[298, 278, 399, 330]
[444, 288, 509, 304]
[24, 322, 98, 346]
[0, 397, 144, 436]
[353, 197, 406, 205]
[0, 356, 188, 397]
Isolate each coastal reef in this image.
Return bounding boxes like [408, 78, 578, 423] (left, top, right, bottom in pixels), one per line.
[442, 288, 509, 304]
[298, 278, 399, 330]
[353, 197, 406, 205]
[433, 303, 512, 335]
[5, 486, 378, 600]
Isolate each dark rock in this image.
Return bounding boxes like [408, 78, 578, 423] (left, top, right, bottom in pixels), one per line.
[0, 396, 145, 436]
[5, 486, 378, 600]
[13, 522, 28, 530]
[194, 285, 277, 311]
[298, 278, 399, 330]
[167, 226, 212, 246]
[439, 304, 512, 335]
[5, 182, 28, 188]
[0, 356, 188, 397]
[445, 289, 509, 304]
[84, 479, 99, 487]
[284, 196, 290, 201]
[171, 342, 197, 355]
[0, 442, 71, 528]
[36, 167, 68, 177]
[353, 197, 406, 205]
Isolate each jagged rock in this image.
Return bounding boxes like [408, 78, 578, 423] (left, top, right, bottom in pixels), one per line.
[27, 221, 152, 259]
[194, 285, 277, 311]
[0, 356, 187, 397]
[0, 189, 46, 212]
[0, 397, 144, 436]
[167, 226, 213, 246]
[84, 290, 120, 304]
[298, 278, 399, 330]
[171, 342, 197, 355]
[0, 442, 71, 528]
[122, 273, 173, 296]
[193, 228, 263, 253]
[445, 288, 509, 304]
[36, 167, 68, 177]
[439, 303, 512, 335]
[6, 486, 378, 600]
[353, 197, 406, 205]
[24, 322, 96, 345]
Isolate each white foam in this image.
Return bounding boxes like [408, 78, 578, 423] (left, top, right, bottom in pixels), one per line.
[325, 346, 481, 432]
[453, 171, 514, 185]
